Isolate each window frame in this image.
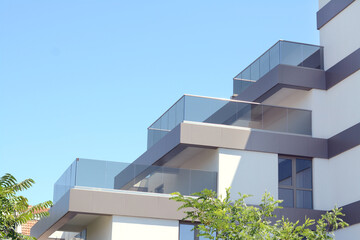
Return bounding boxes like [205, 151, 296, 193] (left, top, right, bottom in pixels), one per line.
[278, 155, 313, 209]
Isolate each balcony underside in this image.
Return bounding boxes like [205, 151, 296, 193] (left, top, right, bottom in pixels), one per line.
[233, 64, 326, 103]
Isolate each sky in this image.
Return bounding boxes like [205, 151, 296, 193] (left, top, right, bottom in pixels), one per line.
[0, 0, 320, 204]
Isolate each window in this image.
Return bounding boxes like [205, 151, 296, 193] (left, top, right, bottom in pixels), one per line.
[179, 222, 216, 240]
[278, 156, 312, 209]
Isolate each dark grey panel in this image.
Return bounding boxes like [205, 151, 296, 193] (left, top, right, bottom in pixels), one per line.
[274, 207, 326, 230]
[328, 122, 360, 158]
[342, 200, 360, 226]
[234, 65, 326, 103]
[326, 48, 360, 89]
[317, 0, 355, 29]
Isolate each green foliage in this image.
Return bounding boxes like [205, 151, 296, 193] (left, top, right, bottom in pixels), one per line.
[0, 173, 53, 240]
[171, 188, 348, 240]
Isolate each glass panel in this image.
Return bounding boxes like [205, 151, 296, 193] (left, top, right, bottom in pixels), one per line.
[162, 167, 190, 195]
[190, 169, 217, 194]
[233, 80, 242, 94]
[180, 224, 195, 240]
[269, 42, 280, 70]
[176, 96, 185, 124]
[241, 66, 251, 80]
[160, 111, 169, 131]
[105, 161, 129, 189]
[287, 109, 312, 135]
[279, 188, 294, 208]
[262, 106, 287, 132]
[115, 163, 136, 190]
[184, 96, 227, 123]
[168, 104, 176, 129]
[296, 159, 312, 189]
[301, 45, 322, 69]
[250, 59, 260, 81]
[76, 159, 107, 188]
[279, 158, 292, 186]
[296, 190, 313, 209]
[280, 41, 303, 66]
[259, 51, 270, 78]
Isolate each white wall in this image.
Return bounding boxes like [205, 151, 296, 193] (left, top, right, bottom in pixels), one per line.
[87, 216, 112, 240]
[217, 149, 278, 205]
[334, 223, 360, 240]
[112, 216, 178, 240]
[320, 0, 360, 69]
[313, 146, 360, 210]
[180, 148, 219, 172]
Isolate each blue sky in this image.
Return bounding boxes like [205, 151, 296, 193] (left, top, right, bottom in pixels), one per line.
[0, 0, 319, 204]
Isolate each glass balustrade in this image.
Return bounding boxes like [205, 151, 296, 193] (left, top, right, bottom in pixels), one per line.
[147, 95, 312, 149]
[233, 40, 324, 94]
[53, 158, 217, 204]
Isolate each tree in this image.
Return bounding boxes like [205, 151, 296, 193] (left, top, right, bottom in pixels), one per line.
[0, 173, 53, 240]
[171, 189, 348, 240]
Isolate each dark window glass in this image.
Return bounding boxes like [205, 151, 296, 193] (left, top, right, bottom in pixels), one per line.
[296, 190, 313, 209]
[279, 188, 294, 208]
[278, 158, 292, 186]
[278, 156, 312, 209]
[296, 159, 312, 189]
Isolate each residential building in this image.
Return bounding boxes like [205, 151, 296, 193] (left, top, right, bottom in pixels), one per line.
[32, 0, 360, 239]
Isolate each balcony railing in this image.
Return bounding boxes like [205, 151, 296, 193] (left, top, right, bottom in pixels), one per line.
[147, 95, 312, 149]
[53, 158, 217, 204]
[233, 40, 324, 94]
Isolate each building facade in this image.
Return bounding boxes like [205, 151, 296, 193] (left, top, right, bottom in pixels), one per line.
[32, 0, 360, 239]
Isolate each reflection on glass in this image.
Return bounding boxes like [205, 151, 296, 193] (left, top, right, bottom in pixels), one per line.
[180, 224, 195, 240]
[260, 51, 270, 78]
[279, 158, 292, 186]
[269, 42, 280, 69]
[241, 66, 251, 80]
[279, 188, 294, 208]
[262, 106, 287, 132]
[287, 109, 312, 135]
[296, 159, 312, 189]
[251, 59, 260, 81]
[296, 190, 313, 209]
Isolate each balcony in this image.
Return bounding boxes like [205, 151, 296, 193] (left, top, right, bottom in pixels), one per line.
[233, 40, 324, 95]
[147, 95, 312, 149]
[53, 158, 217, 204]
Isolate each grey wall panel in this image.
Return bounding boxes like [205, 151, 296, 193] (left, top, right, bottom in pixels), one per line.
[342, 200, 360, 226]
[326, 48, 360, 89]
[328, 122, 360, 158]
[274, 207, 326, 230]
[317, 0, 355, 29]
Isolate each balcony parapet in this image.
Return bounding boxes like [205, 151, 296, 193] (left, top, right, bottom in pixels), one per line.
[233, 40, 325, 99]
[148, 95, 312, 149]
